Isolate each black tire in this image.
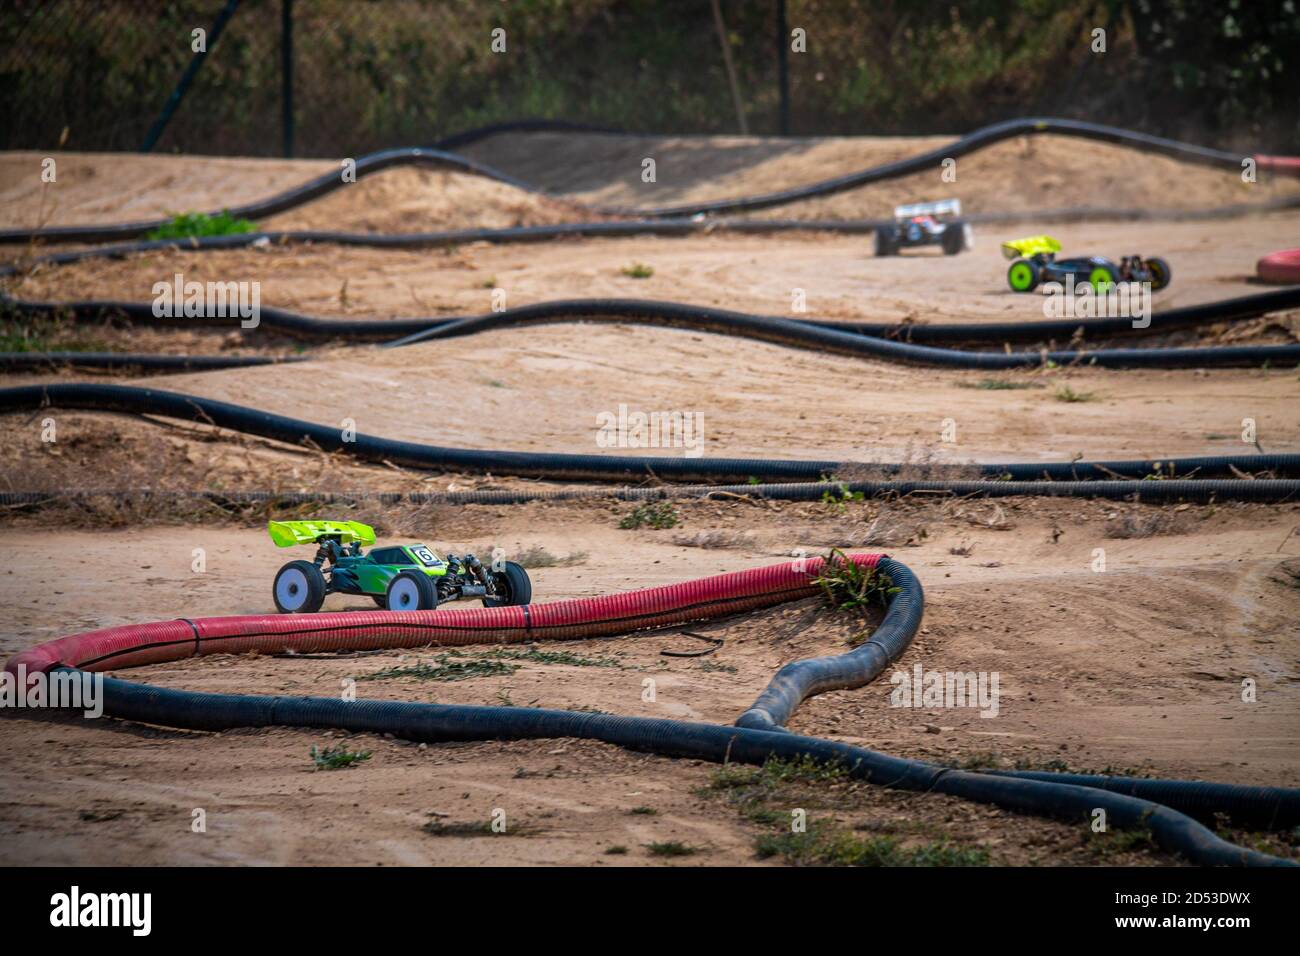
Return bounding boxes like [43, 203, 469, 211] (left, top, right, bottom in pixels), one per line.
[941, 223, 965, 255]
[484, 561, 532, 607]
[873, 228, 897, 257]
[1085, 261, 1121, 293]
[1007, 258, 1041, 293]
[385, 570, 437, 612]
[273, 560, 327, 614]
[1147, 256, 1172, 291]
[371, 594, 388, 609]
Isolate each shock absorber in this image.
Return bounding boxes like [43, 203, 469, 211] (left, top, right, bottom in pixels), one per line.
[312, 538, 343, 568]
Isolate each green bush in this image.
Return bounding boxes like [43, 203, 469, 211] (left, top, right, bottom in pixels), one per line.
[146, 211, 257, 241]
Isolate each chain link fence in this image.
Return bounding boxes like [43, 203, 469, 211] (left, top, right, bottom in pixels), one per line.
[2, 0, 1296, 157]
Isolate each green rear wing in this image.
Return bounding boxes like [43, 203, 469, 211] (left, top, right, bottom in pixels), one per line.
[1001, 235, 1061, 260]
[268, 519, 377, 548]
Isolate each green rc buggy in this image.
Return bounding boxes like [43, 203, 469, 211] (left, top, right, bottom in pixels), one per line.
[268, 520, 532, 614]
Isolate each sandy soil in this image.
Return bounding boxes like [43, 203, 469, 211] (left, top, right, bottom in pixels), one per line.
[6, 219, 1298, 471]
[1, 503, 1297, 865]
[4, 131, 1298, 236]
[0, 153, 580, 235]
[456, 131, 1300, 218]
[6, 322, 1299, 476]
[1, 131, 1298, 866]
[8, 217, 1299, 329]
[0, 152, 334, 229]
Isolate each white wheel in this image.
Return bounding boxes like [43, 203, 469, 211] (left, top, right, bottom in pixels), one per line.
[276, 567, 310, 611]
[273, 560, 326, 614]
[962, 223, 974, 251]
[386, 574, 423, 611]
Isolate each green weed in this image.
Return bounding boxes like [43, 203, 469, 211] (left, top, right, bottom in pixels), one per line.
[146, 210, 257, 240]
[619, 503, 679, 530]
[310, 744, 371, 770]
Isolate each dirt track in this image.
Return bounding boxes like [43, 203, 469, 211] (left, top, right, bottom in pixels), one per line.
[1, 130, 1298, 866]
[5, 132, 1300, 230]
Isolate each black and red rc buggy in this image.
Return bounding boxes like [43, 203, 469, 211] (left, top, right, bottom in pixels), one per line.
[874, 199, 973, 256]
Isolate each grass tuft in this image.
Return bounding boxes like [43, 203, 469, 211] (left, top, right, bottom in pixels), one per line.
[1085, 826, 1156, 858]
[1052, 384, 1095, 403]
[481, 648, 621, 668]
[359, 656, 517, 682]
[619, 502, 679, 530]
[1104, 512, 1186, 539]
[146, 210, 257, 240]
[310, 744, 371, 770]
[422, 819, 524, 837]
[645, 841, 698, 857]
[671, 529, 756, 550]
[755, 826, 989, 867]
[504, 545, 588, 568]
[0, 312, 110, 353]
[957, 378, 1041, 390]
[814, 549, 899, 614]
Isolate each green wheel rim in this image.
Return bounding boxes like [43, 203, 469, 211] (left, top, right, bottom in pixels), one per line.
[1089, 267, 1115, 292]
[1008, 262, 1034, 291]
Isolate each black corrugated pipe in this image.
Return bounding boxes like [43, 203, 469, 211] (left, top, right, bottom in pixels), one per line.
[5, 288, 1298, 346]
[3, 383, 1298, 488]
[738, 557, 923, 730]
[2, 476, 1299, 508]
[7, 117, 1295, 243]
[4, 291, 1300, 369]
[4, 193, 1296, 251]
[16, 552, 1298, 865]
[57, 669, 1298, 866]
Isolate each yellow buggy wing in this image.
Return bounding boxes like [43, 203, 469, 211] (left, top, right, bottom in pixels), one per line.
[268, 519, 377, 548]
[1001, 235, 1061, 260]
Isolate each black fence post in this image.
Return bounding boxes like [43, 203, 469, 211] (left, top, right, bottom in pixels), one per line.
[140, 0, 242, 152]
[282, 0, 294, 157]
[776, 0, 790, 135]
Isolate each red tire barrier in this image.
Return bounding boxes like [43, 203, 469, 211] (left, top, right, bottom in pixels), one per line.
[1255, 155, 1300, 178]
[5, 554, 880, 680]
[1257, 248, 1300, 284]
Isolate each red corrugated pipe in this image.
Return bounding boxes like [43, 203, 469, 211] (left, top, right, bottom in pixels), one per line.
[5, 554, 881, 680]
[1255, 155, 1300, 177]
[1257, 248, 1300, 284]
